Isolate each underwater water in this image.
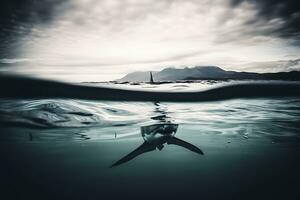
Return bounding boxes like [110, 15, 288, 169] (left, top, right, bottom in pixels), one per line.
[0, 81, 300, 199]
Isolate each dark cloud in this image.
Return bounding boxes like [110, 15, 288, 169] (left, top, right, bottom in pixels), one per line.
[0, 0, 67, 57]
[0, 0, 65, 24]
[231, 0, 300, 42]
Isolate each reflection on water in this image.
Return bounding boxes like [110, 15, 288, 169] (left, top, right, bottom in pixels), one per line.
[0, 82, 300, 143]
[0, 97, 300, 142]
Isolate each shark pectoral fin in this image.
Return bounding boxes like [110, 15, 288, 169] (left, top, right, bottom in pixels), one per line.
[111, 142, 156, 167]
[167, 137, 204, 155]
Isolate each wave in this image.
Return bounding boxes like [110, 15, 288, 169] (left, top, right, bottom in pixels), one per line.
[1, 75, 300, 141]
[1, 74, 300, 102]
[0, 98, 299, 142]
[0, 99, 145, 129]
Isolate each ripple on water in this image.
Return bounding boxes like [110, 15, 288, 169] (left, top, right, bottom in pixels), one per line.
[0, 97, 300, 142]
[0, 100, 146, 129]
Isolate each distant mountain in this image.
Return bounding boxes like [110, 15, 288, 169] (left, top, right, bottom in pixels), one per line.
[116, 66, 300, 82]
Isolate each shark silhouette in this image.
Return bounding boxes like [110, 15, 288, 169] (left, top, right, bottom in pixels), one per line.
[111, 123, 204, 167]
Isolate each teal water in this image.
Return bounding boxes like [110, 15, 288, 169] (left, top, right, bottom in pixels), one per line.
[0, 82, 300, 199]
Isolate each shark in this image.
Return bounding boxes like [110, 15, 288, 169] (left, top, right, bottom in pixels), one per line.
[111, 123, 204, 167]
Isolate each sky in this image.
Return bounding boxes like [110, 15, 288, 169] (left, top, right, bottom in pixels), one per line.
[0, 0, 300, 82]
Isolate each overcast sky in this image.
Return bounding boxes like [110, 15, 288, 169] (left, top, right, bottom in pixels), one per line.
[0, 0, 300, 81]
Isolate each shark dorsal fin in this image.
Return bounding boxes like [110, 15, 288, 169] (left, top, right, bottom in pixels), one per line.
[150, 72, 154, 84]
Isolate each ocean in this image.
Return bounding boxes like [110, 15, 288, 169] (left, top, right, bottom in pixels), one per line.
[0, 81, 300, 199]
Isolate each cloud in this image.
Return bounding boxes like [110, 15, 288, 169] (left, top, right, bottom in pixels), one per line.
[0, 0, 299, 81]
[235, 58, 300, 72]
[0, 0, 69, 57]
[230, 0, 300, 43]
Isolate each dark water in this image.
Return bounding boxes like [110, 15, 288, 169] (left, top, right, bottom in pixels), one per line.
[1, 82, 300, 199]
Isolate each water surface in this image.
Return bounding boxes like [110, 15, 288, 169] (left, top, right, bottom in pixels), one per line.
[0, 81, 300, 199]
